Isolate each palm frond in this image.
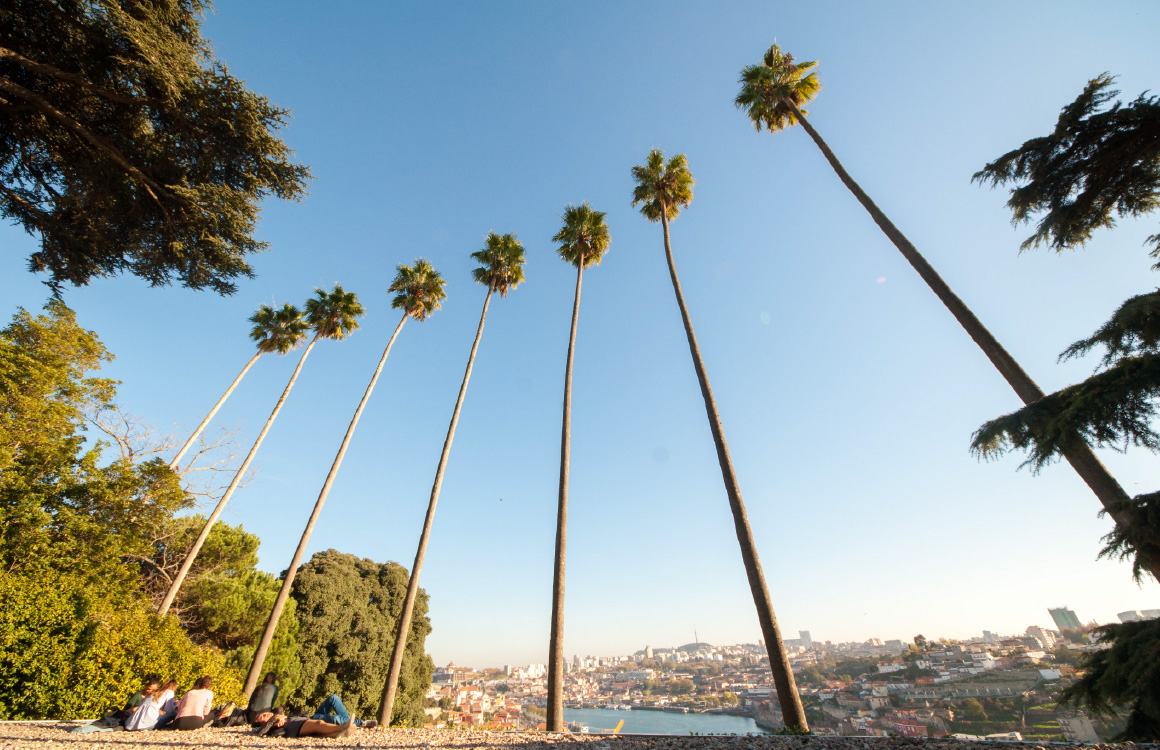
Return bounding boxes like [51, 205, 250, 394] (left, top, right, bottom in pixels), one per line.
[305, 283, 365, 340]
[552, 203, 611, 269]
[249, 302, 308, 355]
[631, 148, 695, 222]
[735, 44, 821, 134]
[389, 259, 447, 321]
[470, 232, 527, 297]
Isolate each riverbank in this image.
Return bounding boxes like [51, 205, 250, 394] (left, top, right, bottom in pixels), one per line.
[1, 723, 1153, 750]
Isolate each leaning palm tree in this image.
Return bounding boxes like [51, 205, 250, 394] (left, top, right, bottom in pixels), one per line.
[378, 235, 526, 725]
[158, 286, 362, 616]
[242, 260, 446, 698]
[546, 203, 610, 732]
[631, 149, 807, 730]
[168, 303, 304, 471]
[735, 45, 1153, 581]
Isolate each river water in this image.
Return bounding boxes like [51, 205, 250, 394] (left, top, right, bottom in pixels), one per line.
[563, 708, 766, 735]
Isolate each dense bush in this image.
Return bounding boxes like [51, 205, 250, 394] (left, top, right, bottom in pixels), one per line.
[0, 571, 242, 720]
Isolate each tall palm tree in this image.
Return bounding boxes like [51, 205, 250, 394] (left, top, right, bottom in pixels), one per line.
[631, 149, 807, 730]
[168, 303, 304, 471]
[378, 234, 526, 725]
[546, 203, 610, 732]
[735, 44, 1156, 581]
[242, 260, 445, 698]
[158, 286, 362, 616]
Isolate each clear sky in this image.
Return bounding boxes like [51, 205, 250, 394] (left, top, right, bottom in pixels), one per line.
[3, 1, 1159, 668]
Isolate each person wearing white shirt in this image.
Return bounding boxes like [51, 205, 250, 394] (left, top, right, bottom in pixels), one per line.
[124, 679, 176, 731]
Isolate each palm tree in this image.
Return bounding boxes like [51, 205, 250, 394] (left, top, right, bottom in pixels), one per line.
[242, 260, 445, 699]
[168, 303, 304, 471]
[378, 235, 526, 725]
[735, 44, 1152, 580]
[547, 203, 610, 732]
[631, 148, 808, 730]
[157, 286, 362, 616]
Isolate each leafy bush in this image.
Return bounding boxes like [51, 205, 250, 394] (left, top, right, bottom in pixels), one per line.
[0, 571, 242, 720]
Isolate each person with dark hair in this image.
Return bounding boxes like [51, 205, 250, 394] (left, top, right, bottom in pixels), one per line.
[251, 711, 357, 739]
[246, 671, 279, 723]
[170, 676, 215, 730]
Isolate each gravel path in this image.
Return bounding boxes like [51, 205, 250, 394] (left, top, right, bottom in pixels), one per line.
[0, 723, 1146, 750]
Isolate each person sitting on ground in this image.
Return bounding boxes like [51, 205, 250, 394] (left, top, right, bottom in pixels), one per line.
[251, 710, 357, 739]
[245, 671, 280, 723]
[70, 675, 160, 733]
[168, 675, 215, 730]
[124, 678, 176, 731]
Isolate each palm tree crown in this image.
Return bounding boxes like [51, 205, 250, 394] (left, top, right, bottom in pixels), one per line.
[389, 259, 447, 320]
[305, 284, 365, 341]
[249, 303, 310, 355]
[735, 44, 821, 133]
[553, 203, 610, 268]
[471, 233, 527, 296]
[631, 149, 695, 222]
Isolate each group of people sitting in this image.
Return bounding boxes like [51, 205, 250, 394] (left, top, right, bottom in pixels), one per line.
[72, 671, 377, 738]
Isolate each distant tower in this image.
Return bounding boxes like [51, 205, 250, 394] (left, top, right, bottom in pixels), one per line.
[645, 645, 653, 659]
[1048, 607, 1082, 631]
[799, 631, 813, 650]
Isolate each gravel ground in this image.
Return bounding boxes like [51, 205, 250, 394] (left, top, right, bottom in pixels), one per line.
[0, 723, 1151, 750]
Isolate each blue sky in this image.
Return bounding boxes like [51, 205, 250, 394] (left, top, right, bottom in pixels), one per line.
[3, 1, 1160, 667]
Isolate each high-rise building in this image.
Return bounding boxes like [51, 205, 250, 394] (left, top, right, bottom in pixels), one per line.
[645, 645, 653, 659]
[983, 630, 998, 644]
[1049, 607, 1082, 631]
[1118, 609, 1160, 622]
[799, 631, 813, 650]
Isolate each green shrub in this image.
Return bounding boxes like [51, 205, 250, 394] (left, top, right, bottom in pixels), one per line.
[0, 571, 242, 719]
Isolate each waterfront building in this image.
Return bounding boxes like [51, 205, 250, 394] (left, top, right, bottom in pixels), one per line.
[1117, 609, 1160, 622]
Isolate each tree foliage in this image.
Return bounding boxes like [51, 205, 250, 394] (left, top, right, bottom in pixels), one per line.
[553, 202, 610, 268]
[1061, 619, 1160, 741]
[288, 550, 434, 727]
[471, 232, 526, 296]
[734, 44, 821, 134]
[0, 0, 311, 293]
[389, 260, 446, 321]
[0, 570, 241, 720]
[631, 149, 694, 223]
[973, 74, 1160, 261]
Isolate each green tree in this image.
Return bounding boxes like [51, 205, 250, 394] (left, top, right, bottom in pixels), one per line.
[244, 262, 444, 698]
[1062, 619, 1160, 741]
[735, 45, 1143, 580]
[159, 285, 363, 616]
[970, 76, 1160, 582]
[0, 0, 311, 293]
[631, 147, 806, 731]
[963, 698, 989, 722]
[169, 303, 309, 470]
[546, 203, 610, 731]
[379, 234, 525, 724]
[287, 550, 434, 727]
[0, 301, 187, 588]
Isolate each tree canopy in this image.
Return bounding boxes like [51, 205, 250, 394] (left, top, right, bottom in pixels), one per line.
[973, 74, 1160, 262]
[0, 0, 311, 293]
[1062, 619, 1160, 741]
[288, 550, 435, 727]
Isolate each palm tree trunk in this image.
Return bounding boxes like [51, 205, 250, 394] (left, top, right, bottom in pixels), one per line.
[547, 259, 584, 732]
[378, 288, 493, 725]
[242, 315, 407, 699]
[169, 351, 261, 470]
[787, 101, 1160, 583]
[157, 336, 318, 616]
[660, 214, 808, 730]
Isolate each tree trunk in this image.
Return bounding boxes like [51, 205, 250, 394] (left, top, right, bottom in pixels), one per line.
[547, 260, 584, 732]
[170, 351, 261, 470]
[158, 336, 318, 616]
[242, 315, 408, 699]
[788, 101, 1160, 583]
[660, 214, 809, 730]
[378, 288, 493, 725]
